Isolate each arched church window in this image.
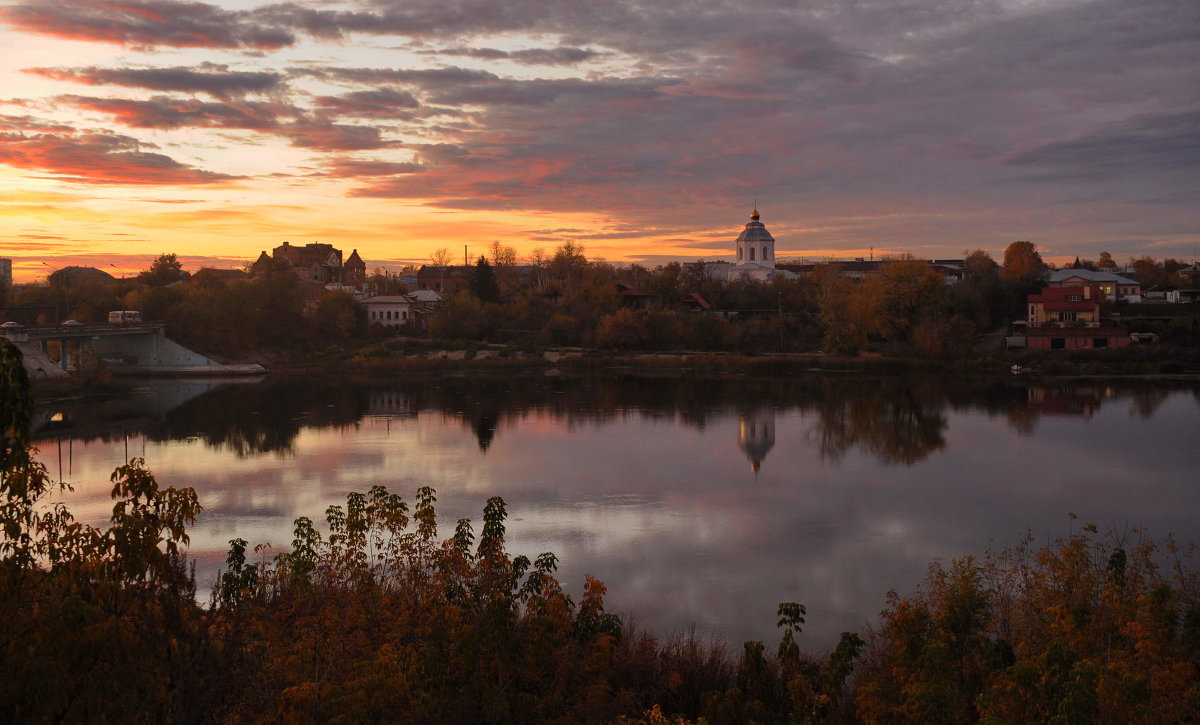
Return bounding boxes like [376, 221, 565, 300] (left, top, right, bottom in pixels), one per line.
[738, 248, 743, 260]
[749, 248, 756, 261]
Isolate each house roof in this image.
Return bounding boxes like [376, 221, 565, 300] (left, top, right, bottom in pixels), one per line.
[362, 295, 412, 305]
[274, 241, 342, 268]
[49, 266, 115, 285]
[1028, 285, 1101, 311]
[1049, 268, 1139, 286]
[615, 283, 653, 297]
[194, 267, 246, 280]
[417, 265, 473, 278]
[406, 289, 443, 303]
[736, 208, 776, 243]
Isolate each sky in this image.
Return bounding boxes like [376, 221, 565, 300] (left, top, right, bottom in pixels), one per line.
[0, 0, 1197, 282]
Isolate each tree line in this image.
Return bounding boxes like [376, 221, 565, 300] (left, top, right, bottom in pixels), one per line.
[398, 242, 1044, 357]
[4, 243, 1196, 359]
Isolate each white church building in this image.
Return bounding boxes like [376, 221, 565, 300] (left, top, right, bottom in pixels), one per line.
[706, 207, 797, 282]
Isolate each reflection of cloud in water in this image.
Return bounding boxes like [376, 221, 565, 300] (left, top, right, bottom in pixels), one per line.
[35, 376, 1200, 650]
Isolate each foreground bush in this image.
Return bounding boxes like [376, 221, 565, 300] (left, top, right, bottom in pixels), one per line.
[855, 527, 1200, 724]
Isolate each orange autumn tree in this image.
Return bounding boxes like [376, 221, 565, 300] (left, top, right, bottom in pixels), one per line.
[854, 525, 1200, 724]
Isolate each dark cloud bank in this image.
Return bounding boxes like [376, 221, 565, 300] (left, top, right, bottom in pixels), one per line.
[1, 0, 1197, 254]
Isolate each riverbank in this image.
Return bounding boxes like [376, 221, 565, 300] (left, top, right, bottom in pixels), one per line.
[293, 337, 1200, 380]
[28, 336, 1200, 397]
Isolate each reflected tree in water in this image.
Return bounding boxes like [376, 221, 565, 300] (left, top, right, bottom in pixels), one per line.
[1130, 386, 1170, 418]
[811, 379, 948, 465]
[152, 379, 369, 457]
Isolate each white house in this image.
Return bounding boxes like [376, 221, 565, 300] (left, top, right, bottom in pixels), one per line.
[1048, 269, 1142, 303]
[362, 295, 417, 328]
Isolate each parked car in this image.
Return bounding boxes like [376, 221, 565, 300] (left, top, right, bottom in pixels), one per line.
[61, 319, 83, 326]
[1, 321, 24, 328]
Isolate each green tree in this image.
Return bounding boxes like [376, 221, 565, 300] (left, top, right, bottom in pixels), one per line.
[951, 249, 1002, 331]
[138, 253, 189, 287]
[312, 290, 365, 340]
[999, 242, 1048, 322]
[878, 256, 948, 343]
[471, 256, 501, 303]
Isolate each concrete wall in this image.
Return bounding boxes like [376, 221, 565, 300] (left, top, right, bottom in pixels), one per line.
[94, 331, 218, 368]
[13, 342, 69, 379]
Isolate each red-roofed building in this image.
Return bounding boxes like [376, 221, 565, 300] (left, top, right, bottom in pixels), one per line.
[272, 242, 343, 283]
[251, 242, 373, 305]
[1027, 285, 1103, 327]
[1025, 285, 1131, 349]
[344, 249, 366, 289]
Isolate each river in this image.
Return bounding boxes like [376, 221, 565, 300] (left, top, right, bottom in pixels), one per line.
[31, 373, 1200, 650]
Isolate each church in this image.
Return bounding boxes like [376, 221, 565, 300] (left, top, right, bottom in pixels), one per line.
[706, 207, 797, 282]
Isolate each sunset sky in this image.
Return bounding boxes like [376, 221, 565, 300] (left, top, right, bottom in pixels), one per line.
[1, 0, 1197, 282]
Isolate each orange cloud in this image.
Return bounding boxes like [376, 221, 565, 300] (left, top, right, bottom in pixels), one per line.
[0, 130, 240, 185]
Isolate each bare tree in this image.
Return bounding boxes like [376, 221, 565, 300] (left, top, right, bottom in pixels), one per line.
[429, 248, 452, 267]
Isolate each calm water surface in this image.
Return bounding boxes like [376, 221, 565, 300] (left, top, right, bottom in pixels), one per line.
[32, 374, 1200, 650]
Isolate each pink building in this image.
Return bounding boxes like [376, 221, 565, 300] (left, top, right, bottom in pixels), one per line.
[1025, 285, 1130, 349]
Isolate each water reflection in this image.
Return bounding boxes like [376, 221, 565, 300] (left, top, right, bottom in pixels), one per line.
[809, 379, 948, 465]
[737, 408, 776, 473]
[32, 375, 1200, 468]
[31, 374, 1200, 650]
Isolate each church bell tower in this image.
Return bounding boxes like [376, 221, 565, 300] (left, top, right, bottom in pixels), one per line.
[735, 206, 776, 268]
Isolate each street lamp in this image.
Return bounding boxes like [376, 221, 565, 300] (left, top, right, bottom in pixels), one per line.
[41, 261, 60, 324]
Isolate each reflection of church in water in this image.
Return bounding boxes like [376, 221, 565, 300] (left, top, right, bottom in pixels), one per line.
[737, 408, 776, 473]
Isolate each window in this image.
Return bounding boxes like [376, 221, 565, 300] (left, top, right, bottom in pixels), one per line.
[1057, 312, 1077, 322]
[738, 248, 743, 260]
[749, 247, 756, 261]
[1067, 294, 1082, 302]
[1093, 337, 1108, 348]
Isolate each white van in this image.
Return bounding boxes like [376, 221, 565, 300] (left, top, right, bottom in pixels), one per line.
[108, 310, 143, 325]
